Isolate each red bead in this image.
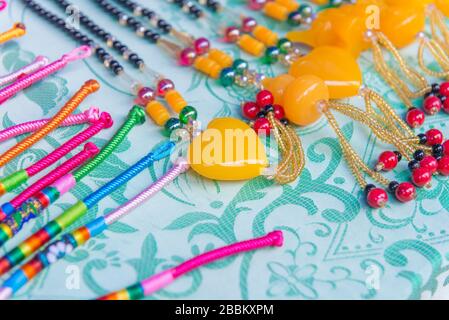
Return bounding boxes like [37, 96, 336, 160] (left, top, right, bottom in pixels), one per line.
[179, 47, 197, 66]
[224, 26, 240, 42]
[248, 0, 267, 10]
[273, 104, 285, 120]
[411, 167, 432, 187]
[423, 96, 442, 115]
[425, 128, 444, 145]
[256, 90, 274, 107]
[420, 155, 438, 173]
[443, 98, 449, 113]
[443, 140, 449, 156]
[366, 188, 388, 208]
[193, 37, 210, 55]
[253, 117, 271, 135]
[135, 87, 155, 105]
[406, 108, 425, 128]
[440, 82, 449, 97]
[395, 182, 416, 202]
[376, 151, 398, 171]
[241, 17, 257, 33]
[156, 79, 175, 97]
[438, 156, 449, 176]
[242, 101, 260, 119]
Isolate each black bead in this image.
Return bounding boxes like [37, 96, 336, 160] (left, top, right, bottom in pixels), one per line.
[364, 184, 376, 195]
[413, 149, 425, 161]
[393, 151, 402, 162]
[256, 111, 267, 118]
[280, 118, 289, 126]
[432, 144, 444, 156]
[417, 133, 427, 144]
[264, 104, 274, 113]
[408, 160, 420, 171]
[388, 181, 400, 193]
[432, 83, 440, 94]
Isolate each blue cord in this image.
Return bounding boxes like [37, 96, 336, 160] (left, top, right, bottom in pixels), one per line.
[83, 141, 175, 209]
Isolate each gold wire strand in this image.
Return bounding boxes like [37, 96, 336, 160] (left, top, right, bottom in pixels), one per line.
[417, 36, 449, 79]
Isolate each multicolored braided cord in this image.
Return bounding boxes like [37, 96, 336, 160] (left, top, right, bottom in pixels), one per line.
[0, 79, 99, 169]
[97, 231, 284, 300]
[0, 111, 112, 198]
[0, 106, 145, 248]
[0, 140, 175, 276]
[0, 158, 189, 299]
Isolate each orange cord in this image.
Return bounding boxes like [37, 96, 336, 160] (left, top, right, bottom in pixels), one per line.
[0, 23, 26, 45]
[0, 80, 100, 168]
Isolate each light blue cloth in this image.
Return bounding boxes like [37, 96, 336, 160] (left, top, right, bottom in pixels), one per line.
[0, 0, 449, 300]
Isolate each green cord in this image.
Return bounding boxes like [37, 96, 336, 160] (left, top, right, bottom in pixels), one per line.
[73, 106, 146, 182]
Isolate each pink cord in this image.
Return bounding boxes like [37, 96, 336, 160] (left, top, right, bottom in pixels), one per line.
[104, 158, 190, 225]
[0, 56, 49, 87]
[7, 142, 99, 210]
[139, 231, 283, 296]
[0, 107, 100, 143]
[26, 112, 112, 177]
[172, 231, 284, 278]
[0, 46, 91, 105]
[0, 1, 6, 12]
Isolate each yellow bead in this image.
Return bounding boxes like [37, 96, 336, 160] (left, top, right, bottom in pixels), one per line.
[252, 25, 278, 47]
[436, 0, 449, 16]
[282, 75, 329, 126]
[263, 2, 289, 21]
[275, 0, 299, 12]
[188, 118, 268, 181]
[262, 74, 295, 105]
[380, 4, 425, 48]
[236, 34, 265, 57]
[289, 46, 362, 99]
[165, 90, 188, 114]
[194, 56, 222, 79]
[146, 100, 170, 126]
[207, 49, 233, 68]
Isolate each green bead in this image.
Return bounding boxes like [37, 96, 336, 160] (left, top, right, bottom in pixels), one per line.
[164, 118, 182, 136]
[298, 4, 313, 17]
[232, 59, 249, 75]
[277, 38, 292, 54]
[287, 11, 302, 26]
[220, 67, 236, 87]
[264, 46, 280, 64]
[179, 105, 198, 124]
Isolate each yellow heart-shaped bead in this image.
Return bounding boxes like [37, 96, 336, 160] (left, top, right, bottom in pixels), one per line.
[289, 46, 362, 99]
[188, 118, 268, 181]
[262, 74, 295, 105]
[282, 75, 329, 126]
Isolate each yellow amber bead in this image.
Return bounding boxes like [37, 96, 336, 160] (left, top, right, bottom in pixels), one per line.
[282, 75, 329, 126]
[262, 74, 295, 105]
[252, 25, 278, 47]
[435, 0, 449, 16]
[146, 101, 170, 126]
[165, 90, 187, 114]
[237, 34, 265, 57]
[289, 46, 362, 99]
[380, 4, 425, 48]
[188, 118, 268, 181]
[263, 2, 289, 21]
[194, 56, 222, 79]
[275, 0, 299, 11]
[207, 49, 233, 68]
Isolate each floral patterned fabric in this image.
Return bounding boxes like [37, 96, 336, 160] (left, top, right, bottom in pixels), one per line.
[1, 0, 449, 300]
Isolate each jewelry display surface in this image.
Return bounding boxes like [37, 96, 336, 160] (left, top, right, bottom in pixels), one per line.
[1, 0, 449, 300]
